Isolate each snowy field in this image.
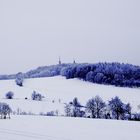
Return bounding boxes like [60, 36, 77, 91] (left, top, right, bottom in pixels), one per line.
[0, 115, 140, 140]
[0, 76, 140, 140]
[0, 76, 140, 114]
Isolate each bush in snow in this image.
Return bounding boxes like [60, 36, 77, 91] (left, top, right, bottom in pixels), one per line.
[0, 102, 12, 119]
[131, 113, 140, 121]
[15, 72, 24, 87]
[86, 96, 106, 118]
[31, 91, 43, 101]
[40, 111, 58, 116]
[5, 91, 14, 99]
[46, 111, 55, 116]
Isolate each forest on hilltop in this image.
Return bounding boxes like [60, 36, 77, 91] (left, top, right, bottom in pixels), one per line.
[0, 62, 140, 88]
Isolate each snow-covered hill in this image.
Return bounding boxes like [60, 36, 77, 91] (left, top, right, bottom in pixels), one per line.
[0, 115, 140, 140]
[0, 76, 140, 114]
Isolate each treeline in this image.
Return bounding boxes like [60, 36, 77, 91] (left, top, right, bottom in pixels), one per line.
[61, 63, 140, 88]
[3, 93, 140, 121]
[65, 96, 140, 121]
[1, 62, 140, 88]
[25, 64, 69, 78]
[0, 64, 69, 80]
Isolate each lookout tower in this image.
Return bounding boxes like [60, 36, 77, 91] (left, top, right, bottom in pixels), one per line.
[59, 56, 61, 65]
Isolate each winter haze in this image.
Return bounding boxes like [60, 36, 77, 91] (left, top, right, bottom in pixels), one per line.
[0, 0, 140, 74]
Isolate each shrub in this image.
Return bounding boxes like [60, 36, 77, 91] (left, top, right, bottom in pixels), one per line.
[131, 113, 140, 121]
[6, 91, 14, 99]
[31, 91, 43, 101]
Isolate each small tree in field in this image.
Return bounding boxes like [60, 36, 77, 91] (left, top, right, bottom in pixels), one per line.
[15, 72, 24, 87]
[86, 98, 96, 118]
[71, 97, 82, 117]
[86, 96, 106, 118]
[0, 102, 12, 119]
[94, 96, 106, 118]
[65, 98, 82, 117]
[109, 96, 126, 120]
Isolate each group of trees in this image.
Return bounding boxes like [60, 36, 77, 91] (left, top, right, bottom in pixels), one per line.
[14, 64, 68, 86]
[65, 96, 140, 121]
[25, 64, 69, 78]
[61, 63, 140, 88]
[2, 93, 140, 121]
[0, 64, 69, 80]
[65, 98, 85, 117]
[0, 103, 11, 119]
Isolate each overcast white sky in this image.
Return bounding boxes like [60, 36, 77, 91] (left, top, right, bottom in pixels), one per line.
[0, 0, 140, 74]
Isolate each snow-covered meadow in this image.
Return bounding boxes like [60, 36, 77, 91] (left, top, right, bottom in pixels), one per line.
[0, 115, 140, 140]
[0, 76, 140, 114]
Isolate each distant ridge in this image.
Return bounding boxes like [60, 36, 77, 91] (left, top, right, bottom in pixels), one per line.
[0, 62, 140, 88]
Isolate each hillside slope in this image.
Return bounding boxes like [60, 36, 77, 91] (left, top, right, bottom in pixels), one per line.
[0, 76, 140, 114]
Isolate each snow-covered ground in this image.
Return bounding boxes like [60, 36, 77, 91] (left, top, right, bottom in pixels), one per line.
[0, 76, 140, 114]
[0, 76, 140, 140]
[0, 115, 140, 140]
